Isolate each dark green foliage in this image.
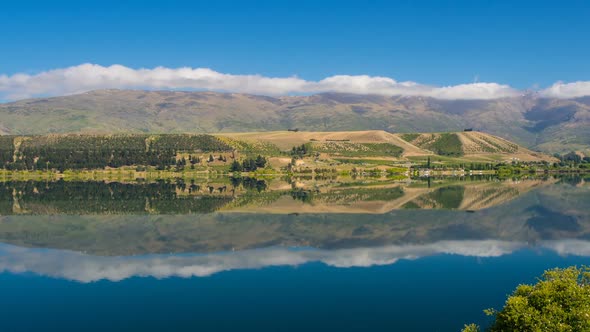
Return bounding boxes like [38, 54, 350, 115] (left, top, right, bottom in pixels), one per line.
[255, 155, 266, 168]
[466, 267, 590, 332]
[330, 187, 404, 202]
[465, 163, 495, 171]
[241, 177, 267, 192]
[291, 143, 311, 157]
[175, 157, 187, 171]
[0, 180, 232, 215]
[1, 134, 232, 171]
[241, 155, 267, 172]
[290, 189, 314, 203]
[360, 143, 404, 157]
[552, 151, 589, 168]
[424, 133, 464, 157]
[428, 185, 465, 209]
[18, 135, 156, 171]
[460, 324, 480, 332]
[561, 152, 582, 163]
[242, 158, 256, 172]
[188, 155, 201, 164]
[150, 134, 232, 152]
[400, 133, 420, 142]
[401, 200, 421, 209]
[230, 177, 268, 192]
[0, 136, 14, 168]
[403, 185, 465, 209]
[0, 181, 12, 213]
[230, 160, 243, 172]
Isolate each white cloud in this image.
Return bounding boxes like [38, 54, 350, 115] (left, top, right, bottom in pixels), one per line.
[3, 64, 589, 100]
[540, 81, 590, 99]
[0, 63, 522, 101]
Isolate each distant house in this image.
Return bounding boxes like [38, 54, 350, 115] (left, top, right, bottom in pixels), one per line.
[288, 128, 299, 132]
[463, 128, 473, 132]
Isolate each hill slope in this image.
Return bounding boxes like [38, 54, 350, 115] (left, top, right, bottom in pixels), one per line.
[220, 130, 553, 162]
[1, 89, 588, 154]
[0, 131, 553, 171]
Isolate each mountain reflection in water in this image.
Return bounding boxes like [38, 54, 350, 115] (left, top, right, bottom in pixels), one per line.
[0, 176, 588, 282]
[0, 176, 560, 215]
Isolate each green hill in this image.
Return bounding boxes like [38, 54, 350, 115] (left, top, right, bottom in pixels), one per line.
[1, 90, 588, 155]
[0, 130, 554, 171]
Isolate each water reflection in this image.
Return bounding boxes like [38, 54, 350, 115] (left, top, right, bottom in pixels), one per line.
[0, 176, 568, 215]
[0, 241, 555, 282]
[1, 238, 590, 282]
[0, 177, 587, 282]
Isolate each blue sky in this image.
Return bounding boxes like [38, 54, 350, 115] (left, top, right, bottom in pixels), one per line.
[0, 0, 589, 100]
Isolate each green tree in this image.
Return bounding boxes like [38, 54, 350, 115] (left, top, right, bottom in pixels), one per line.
[291, 143, 310, 157]
[242, 158, 256, 171]
[461, 324, 480, 332]
[464, 266, 590, 331]
[255, 155, 267, 168]
[230, 160, 243, 172]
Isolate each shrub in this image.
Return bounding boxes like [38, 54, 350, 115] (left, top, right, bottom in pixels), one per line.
[464, 266, 590, 331]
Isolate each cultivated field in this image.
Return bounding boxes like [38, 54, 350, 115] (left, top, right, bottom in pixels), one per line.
[219, 130, 555, 162]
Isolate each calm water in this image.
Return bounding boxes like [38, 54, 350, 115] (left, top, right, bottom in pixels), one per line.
[0, 176, 588, 331]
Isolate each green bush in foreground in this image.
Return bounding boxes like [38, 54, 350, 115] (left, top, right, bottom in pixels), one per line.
[463, 266, 590, 332]
[461, 324, 480, 332]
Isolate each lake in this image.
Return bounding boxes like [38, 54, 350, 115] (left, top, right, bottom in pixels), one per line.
[0, 176, 588, 331]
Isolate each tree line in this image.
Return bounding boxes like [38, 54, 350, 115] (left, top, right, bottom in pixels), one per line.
[553, 151, 590, 168]
[0, 180, 235, 215]
[0, 134, 233, 171]
[230, 155, 267, 172]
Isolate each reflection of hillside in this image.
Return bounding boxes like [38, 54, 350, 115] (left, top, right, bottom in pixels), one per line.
[0, 182, 587, 256]
[231, 179, 554, 214]
[0, 177, 557, 215]
[402, 179, 554, 211]
[227, 185, 409, 214]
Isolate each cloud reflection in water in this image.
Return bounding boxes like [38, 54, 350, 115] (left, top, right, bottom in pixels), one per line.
[2, 239, 588, 283]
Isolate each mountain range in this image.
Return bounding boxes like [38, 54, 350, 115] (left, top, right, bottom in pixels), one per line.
[1, 89, 589, 154]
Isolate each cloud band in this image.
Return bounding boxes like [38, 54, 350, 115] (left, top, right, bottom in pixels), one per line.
[1, 64, 588, 101]
[0, 64, 523, 101]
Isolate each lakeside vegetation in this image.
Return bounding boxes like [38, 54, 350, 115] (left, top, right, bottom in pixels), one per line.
[0, 134, 232, 171]
[0, 132, 588, 181]
[463, 267, 590, 332]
